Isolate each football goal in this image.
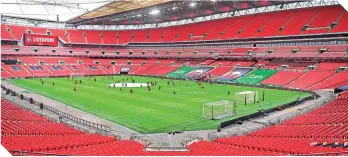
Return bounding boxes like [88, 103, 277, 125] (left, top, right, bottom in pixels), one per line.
[234, 91, 258, 105]
[202, 100, 234, 120]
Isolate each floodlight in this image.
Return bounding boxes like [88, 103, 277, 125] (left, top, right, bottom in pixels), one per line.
[149, 9, 160, 15]
[189, 2, 197, 7]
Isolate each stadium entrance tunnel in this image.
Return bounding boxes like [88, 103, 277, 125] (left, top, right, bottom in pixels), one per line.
[108, 83, 151, 88]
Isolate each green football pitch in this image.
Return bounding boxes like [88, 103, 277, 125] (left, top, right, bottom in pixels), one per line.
[8, 76, 310, 134]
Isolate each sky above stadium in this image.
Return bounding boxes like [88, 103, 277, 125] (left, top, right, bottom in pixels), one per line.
[1, 0, 110, 21]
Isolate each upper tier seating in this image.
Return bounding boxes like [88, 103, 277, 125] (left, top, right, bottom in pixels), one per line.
[255, 10, 294, 37]
[277, 7, 318, 36]
[218, 15, 253, 40]
[102, 31, 117, 44]
[67, 30, 86, 44]
[331, 11, 348, 33]
[301, 6, 344, 34]
[237, 13, 272, 39]
[85, 31, 103, 44]
[5, 25, 28, 40]
[48, 28, 69, 43]
[2, 6, 347, 44]
[1, 25, 14, 40]
[133, 30, 150, 42]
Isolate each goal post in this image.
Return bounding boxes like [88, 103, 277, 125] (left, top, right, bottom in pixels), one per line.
[202, 100, 234, 120]
[234, 91, 258, 105]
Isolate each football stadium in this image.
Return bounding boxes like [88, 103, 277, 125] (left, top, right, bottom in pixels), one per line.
[1, 0, 348, 156]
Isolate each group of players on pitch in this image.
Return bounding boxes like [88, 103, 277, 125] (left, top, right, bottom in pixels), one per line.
[42, 76, 214, 95]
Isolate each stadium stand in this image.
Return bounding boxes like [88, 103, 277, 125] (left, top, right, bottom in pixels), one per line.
[2, 6, 348, 44]
[3, 90, 348, 156]
[315, 62, 347, 71]
[285, 71, 336, 89]
[2, 64, 33, 78]
[1, 2, 348, 156]
[261, 70, 305, 86]
[67, 30, 86, 44]
[234, 69, 277, 84]
[309, 71, 348, 90]
[214, 94, 348, 155]
[165, 66, 196, 78]
[1, 25, 14, 40]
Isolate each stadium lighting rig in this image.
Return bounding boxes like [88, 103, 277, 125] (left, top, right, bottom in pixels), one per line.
[189, 2, 197, 7]
[149, 9, 160, 15]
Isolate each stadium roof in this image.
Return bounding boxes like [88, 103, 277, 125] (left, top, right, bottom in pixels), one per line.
[1, 0, 312, 25]
[66, 0, 312, 26]
[1, 0, 111, 22]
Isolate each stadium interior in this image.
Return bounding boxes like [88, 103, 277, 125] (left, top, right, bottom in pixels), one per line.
[1, 0, 348, 156]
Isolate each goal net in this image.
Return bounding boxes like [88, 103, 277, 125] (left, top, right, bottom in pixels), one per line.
[202, 100, 234, 120]
[234, 91, 258, 105]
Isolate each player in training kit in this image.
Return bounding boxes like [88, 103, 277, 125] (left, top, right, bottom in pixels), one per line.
[52, 82, 54, 87]
[228, 90, 230, 96]
[73, 87, 76, 94]
[174, 90, 176, 95]
[130, 89, 133, 95]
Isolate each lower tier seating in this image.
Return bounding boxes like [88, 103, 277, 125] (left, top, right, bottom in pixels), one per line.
[261, 71, 304, 86]
[2, 83, 348, 155]
[309, 71, 348, 90]
[214, 94, 348, 155]
[284, 71, 335, 89]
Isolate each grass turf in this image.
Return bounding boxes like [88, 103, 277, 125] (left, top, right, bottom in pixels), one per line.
[8, 76, 310, 134]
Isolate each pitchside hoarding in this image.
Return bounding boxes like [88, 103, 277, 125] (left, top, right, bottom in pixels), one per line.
[183, 67, 213, 78]
[216, 68, 254, 81]
[23, 34, 58, 47]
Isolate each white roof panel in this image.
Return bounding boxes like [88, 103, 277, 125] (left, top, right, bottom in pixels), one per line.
[1, 0, 110, 21]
